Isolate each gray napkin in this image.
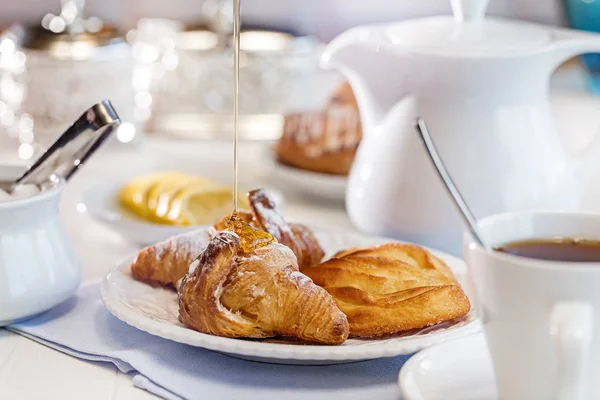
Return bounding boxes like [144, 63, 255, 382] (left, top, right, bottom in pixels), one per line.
[8, 282, 410, 400]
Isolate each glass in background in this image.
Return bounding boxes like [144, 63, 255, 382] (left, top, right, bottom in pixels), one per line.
[133, 17, 328, 142]
[563, 0, 600, 93]
[0, 27, 35, 163]
[0, 0, 141, 165]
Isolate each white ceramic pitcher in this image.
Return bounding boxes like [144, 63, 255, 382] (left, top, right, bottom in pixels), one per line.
[322, 0, 600, 254]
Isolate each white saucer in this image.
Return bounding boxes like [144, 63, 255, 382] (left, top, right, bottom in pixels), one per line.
[79, 183, 207, 245]
[269, 162, 347, 203]
[264, 149, 347, 203]
[79, 182, 284, 246]
[102, 229, 480, 365]
[399, 333, 497, 400]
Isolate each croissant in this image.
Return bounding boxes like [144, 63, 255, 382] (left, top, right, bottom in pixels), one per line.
[215, 189, 324, 270]
[210, 190, 324, 270]
[303, 243, 471, 338]
[131, 232, 207, 288]
[178, 230, 349, 345]
[131, 188, 324, 287]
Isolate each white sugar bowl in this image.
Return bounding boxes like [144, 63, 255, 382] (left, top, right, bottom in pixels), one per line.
[0, 166, 81, 325]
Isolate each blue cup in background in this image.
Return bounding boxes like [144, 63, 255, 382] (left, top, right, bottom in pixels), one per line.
[564, 0, 600, 92]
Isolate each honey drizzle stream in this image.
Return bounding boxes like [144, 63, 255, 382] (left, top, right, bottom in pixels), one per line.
[232, 0, 241, 215]
[226, 0, 275, 254]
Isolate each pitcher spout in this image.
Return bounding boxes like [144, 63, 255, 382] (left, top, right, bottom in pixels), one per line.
[321, 25, 408, 131]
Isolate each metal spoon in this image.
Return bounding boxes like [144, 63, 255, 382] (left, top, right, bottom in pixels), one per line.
[415, 117, 492, 251]
[1, 100, 120, 193]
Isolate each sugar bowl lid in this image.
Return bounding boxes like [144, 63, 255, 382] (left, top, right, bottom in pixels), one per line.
[386, 0, 552, 56]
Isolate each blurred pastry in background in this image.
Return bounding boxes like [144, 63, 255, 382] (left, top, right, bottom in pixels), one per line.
[118, 171, 249, 226]
[275, 81, 362, 176]
[329, 80, 358, 106]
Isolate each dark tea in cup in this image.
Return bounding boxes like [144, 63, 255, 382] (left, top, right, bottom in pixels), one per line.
[495, 238, 600, 262]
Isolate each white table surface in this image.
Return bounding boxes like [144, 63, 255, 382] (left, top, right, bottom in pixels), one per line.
[2, 64, 600, 400]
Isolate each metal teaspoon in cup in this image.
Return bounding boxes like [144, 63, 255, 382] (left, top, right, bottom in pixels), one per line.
[415, 117, 492, 251]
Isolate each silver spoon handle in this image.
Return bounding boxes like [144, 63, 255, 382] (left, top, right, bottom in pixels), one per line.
[415, 117, 491, 251]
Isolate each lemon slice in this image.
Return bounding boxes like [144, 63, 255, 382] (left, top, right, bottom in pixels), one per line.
[118, 171, 249, 226]
[168, 184, 250, 226]
[118, 171, 189, 220]
[144, 176, 211, 223]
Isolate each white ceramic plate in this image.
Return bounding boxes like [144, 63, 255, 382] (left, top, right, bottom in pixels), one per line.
[264, 149, 347, 203]
[80, 183, 284, 246]
[101, 229, 480, 365]
[399, 333, 496, 400]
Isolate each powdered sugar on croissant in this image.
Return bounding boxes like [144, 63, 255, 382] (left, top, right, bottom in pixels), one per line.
[131, 232, 208, 287]
[247, 189, 324, 270]
[178, 231, 349, 344]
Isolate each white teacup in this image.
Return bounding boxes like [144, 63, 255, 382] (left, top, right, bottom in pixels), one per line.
[465, 211, 600, 400]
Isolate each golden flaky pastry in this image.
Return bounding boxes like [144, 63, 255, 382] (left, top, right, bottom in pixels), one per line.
[303, 243, 471, 338]
[213, 189, 325, 271]
[247, 189, 324, 270]
[178, 231, 349, 345]
[130, 233, 206, 288]
[131, 189, 324, 288]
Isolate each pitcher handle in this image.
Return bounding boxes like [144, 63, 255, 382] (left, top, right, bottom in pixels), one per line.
[550, 302, 593, 400]
[549, 27, 600, 70]
[547, 27, 600, 176]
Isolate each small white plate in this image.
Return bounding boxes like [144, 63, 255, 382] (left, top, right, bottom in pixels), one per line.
[80, 184, 206, 245]
[264, 149, 347, 203]
[101, 229, 480, 365]
[399, 333, 497, 400]
[80, 183, 284, 246]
